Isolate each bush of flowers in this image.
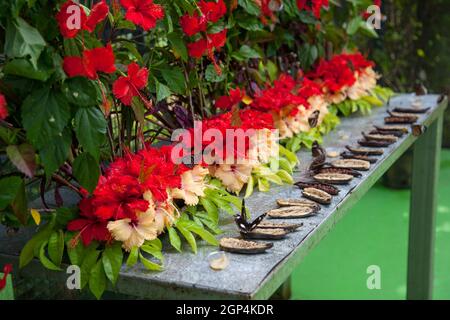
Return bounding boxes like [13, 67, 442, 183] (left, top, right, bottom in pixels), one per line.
[0, 0, 392, 298]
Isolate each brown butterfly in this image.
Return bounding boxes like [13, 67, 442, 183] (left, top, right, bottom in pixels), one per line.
[308, 110, 320, 128]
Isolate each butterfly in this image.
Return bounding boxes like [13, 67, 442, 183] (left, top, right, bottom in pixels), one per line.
[308, 110, 320, 128]
[309, 140, 327, 171]
[234, 199, 267, 233]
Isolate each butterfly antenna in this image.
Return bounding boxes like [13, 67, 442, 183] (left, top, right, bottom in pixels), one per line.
[240, 198, 247, 219]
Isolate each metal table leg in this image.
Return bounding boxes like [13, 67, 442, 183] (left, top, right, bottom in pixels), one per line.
[407, 112, 444, 300]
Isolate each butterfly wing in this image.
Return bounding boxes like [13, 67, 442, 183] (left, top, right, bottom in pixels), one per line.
[308, 110, 320, 128]
[235, 199, 251, 232]
[248, 212, 268, 231]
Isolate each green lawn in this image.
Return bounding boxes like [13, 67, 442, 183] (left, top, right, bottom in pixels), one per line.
[292, 149, 450, 300]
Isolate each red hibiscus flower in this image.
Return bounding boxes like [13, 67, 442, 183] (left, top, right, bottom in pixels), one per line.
[187, 29, 227, 73]
[113, 62, 149, 106]
[180, 13, 208, 36]
[120, 0, 164, 31]
[296, 0, 329, 19]
[0, 94, 8, 120]
[84, 1, 110, 32]
[239, 109, 274, 130]
[297, 78, 324, 99]
[198, 0, 227, 23]
[215, 87, 245, 110]
[92, 175, 149, 220]
[67, 198, 111, 246]
[307, 55, 356, 93]
[104, 146, 186, 202]
[251, 74, 307, 113]
[341, 52, 374, 72]
[56, 0, 109, 38]
[180, 0, 226, 36]
[63, 44, 116, 80]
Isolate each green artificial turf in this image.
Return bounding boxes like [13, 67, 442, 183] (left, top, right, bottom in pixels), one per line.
[291, 149, 450, 300]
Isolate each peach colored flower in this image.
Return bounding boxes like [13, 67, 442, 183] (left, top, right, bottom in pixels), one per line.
[210, 162, 253, 193]
[171, 165, 209, 205]
[107, 203, 158, 251]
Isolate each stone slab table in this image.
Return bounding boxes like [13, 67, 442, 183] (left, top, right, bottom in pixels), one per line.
[0, 94, 447, 300]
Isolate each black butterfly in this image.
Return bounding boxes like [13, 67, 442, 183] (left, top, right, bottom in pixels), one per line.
[309, 140, 327, 171]
[308, 110, 320, 128]
[234, 199, 267, 233]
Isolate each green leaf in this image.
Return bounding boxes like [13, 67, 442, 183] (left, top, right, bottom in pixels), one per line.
[63, 78, 99, 107]
[22, 88, 71, 149]
[276, 169, 294, 184]
[39, 128, 72, 177]
[19, 217, 55, 268]
[347, 16, 363, 35]
[39, 241, 62, 271]
[145, 238, 163, 251]
[72, 153, 100, 194]
[5, 17, 46, 69]
[80, 247, 100, 289]
[279, 145, 298, 166]
[155, 78, 172, 102]
[102, 242, 123, 286]
[238, 0, 261, 16]
[209, 196, 234, 215]
[244, 175, 254, 198]
[168, 227, 181, 252]
[238, 45, 261, 59]
[66, 234, 87, 266]
[237, 18, 263, 31]
[167, 31, 188, 62]
[359, 21, 379, 38]
[278, 158, 293, 174]
[161, 67, 186, 94]
[264, 174, 283, 185]
[140, 245, 164, 262]
[176, 224, 197, 254]
[3, 58, 53, 81]
[56, 207, 78, 228]
[266, 60, 278, 82]
[47, 230, 64, 267]
[182, 221, 218, 246]
[139, 253, 163, 271]
[120, 42, 143, 64]
[89, 259, 107, 299]
[199, 197, 219, 223]
[126, 246, 139, 267]
[205, 64, 226, 82]
[257, 177, 270, 192]
[10, 180, 29, 225]
[362, 95, 383, 106]
[6, 144, 36, 178]
[0, 126, 19, 145]
[195, 214, 222, 235]
[0, 177, 22, 210]
[74, 107, 107, 160]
